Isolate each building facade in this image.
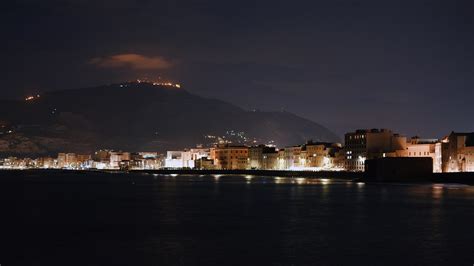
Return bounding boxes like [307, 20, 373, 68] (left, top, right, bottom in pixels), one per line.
[164, 151, 184, 168]
[210, 145, 249, 170]
[303, 142, 342, 169]
[109, 151, 131, 169]
[399, 137, 441, 173]
[344, 129, 406, 171]
[57, 153, 78, 168]
[442, 132, 474, 172]
[249, 145, 278, 169]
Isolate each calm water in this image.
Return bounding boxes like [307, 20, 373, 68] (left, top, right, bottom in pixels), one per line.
[1, 171, 474, 265]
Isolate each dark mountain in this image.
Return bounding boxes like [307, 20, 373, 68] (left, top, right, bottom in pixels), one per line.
[0, 82, 339, 155]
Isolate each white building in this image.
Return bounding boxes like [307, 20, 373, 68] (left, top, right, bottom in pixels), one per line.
[165, 151, 184, 168]
[401, 137, 442, 173]
[165, 148, 210, 169]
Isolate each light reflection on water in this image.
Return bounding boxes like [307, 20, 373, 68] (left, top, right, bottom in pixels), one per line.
[146, 174, 474, 192]
[150, 174, 357, 187]
[147, 174, 474, 207]
[432, 184, 444, 199]
[9, 172, 474, 266]
[203, 174, 341, 185]
[147, 173, 474, 190]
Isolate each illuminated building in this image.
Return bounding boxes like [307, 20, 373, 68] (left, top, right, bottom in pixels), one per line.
[195, 158, 215, 169]
[2, 157, 20, 168]
[57, 153, 66, 167]
[249, 145, 277, 169]
[441, 132, 474, 172]
[57, 153, 78, 168]
[109, 151, 130, 169]
[397, 137, 442, 173]
[460, 147, 474, 172]
[164, 150, 191, 168]
[165, 151, 185, 168]
[164, 148, 210, 169]
[76, 154, 92, 168]
[181, 151, 194, 168]
[332, 149, 347, 169]
[262, 150, 279, 170]
[344, 129, 406, 171]
[133, 152, 163, 169]
[90, 150, 112, 169]
[93, 150, 111, 162]
[275, 141, 342, 170]
[277, 149, 285, 169]
[188, 148, 210, 165]
[138, 152, 159, 158]
[280, 146, 303, 169]
[77, 154, 91, 162]
[303, 142, 342, 169]
[37, 157, 55, 168]
[210, 144, 249, 170]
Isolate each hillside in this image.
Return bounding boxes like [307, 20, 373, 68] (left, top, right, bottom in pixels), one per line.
[0, 82, 339, 155]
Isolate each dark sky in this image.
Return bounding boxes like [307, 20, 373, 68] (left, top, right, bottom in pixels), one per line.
[2, 0, 473, 138]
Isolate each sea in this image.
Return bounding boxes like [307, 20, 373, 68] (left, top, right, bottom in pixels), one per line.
[1, 170, 473, 265]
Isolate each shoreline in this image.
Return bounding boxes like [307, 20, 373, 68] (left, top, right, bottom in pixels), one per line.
[0, 168, 473, 185]
[133, 169, 361, 179]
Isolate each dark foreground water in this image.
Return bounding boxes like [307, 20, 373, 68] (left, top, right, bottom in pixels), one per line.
[1, 171, 474, 266]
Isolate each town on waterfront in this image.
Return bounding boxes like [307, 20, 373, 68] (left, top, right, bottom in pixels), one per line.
[4, 1, 474, 265]
[1, 128, 472, 174]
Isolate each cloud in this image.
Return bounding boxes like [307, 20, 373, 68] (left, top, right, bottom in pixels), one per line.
[90, 53, 174, 70]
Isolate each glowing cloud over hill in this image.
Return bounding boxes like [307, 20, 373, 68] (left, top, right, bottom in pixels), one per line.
[90, 53, 174, 70]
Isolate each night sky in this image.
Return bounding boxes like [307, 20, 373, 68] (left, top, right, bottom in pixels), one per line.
[2, 0, 473, 138]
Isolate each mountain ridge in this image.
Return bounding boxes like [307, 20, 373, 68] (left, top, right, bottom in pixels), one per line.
[0, 82, 340, 156]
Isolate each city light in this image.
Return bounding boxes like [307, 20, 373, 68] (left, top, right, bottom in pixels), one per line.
[1, 129, 472, 175]
[320, 178, 330, 185]
[25, 94, 40, 101]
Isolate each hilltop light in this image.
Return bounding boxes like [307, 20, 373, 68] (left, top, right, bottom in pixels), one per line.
[133, 78, 181, 88]
[25, 94, 40, 101]
[151, 81, 181, 88]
